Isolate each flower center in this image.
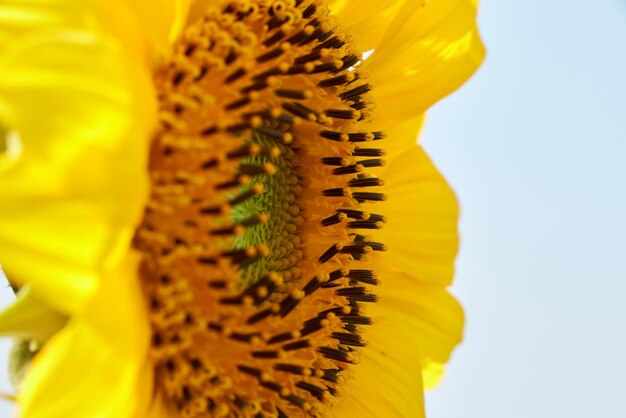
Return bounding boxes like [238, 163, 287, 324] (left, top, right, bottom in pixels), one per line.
[134, 1, 387, 416]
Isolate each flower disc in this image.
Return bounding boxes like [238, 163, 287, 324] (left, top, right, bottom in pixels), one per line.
[134, 1, 388, 417]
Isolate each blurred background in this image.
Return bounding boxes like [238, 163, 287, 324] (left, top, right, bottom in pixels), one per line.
[1, 0, 625, 417]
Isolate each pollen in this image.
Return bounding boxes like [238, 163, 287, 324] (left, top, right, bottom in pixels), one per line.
[134, 1, 387, 417]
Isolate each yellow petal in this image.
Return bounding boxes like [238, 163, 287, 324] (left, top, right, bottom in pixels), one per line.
[18, 253, 152, 418]
[374, 266, 464, 389]
[375, 146, 459, 286]
[0, 0, 81, 43]
[0, 204, 134, 316]
[330, 0, 404, 52]
[0, 0, 148, 61]
[18, 323, 146, 418]
[0, 284, 66, 342]
[360, 115, 425, 163]
[365, 0, 486, 120]
[0, 29, 155, 314]
[336, 305, 426, 417]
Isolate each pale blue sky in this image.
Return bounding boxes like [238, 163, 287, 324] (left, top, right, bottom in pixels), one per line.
[1, 1, 625, 417]
[423, 1, 626, 417]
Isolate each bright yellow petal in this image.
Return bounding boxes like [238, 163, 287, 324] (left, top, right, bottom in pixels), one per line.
[375, 146, 459, 286]
[18, 253, 152, 418]
[336, 305, 426, 417]
[0, 0, 82, 44]
[338, 203, 463, 410]
[365, 0, 486, 120]
[0, 284, 66, 342]
[360, 115, 425, 163]
[374, 266, 464, 389]
[362, 145, 464, 388]
[0, 29, 155, 314]
[0, 1, 148, 61]
[330, 0, 403, 53]
[0, 204, 133, 316]
[18, 322, 148, 418]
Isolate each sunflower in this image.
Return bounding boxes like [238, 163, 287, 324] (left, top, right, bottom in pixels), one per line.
[0, 1, 484, 417]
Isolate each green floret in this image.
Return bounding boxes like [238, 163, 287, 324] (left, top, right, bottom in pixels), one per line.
[231, 133, 301, 286]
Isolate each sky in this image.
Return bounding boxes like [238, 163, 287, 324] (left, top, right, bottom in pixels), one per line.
[422, 1, 626, 417]
[1, 1, 626, 417]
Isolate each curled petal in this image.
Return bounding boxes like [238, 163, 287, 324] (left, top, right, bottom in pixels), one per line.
[0, 27, 155, 314]
[336, 307, 426, 417]
[365, 0, 486, 120]
[18, 254, 152, 418]
[376, 146, 460, 287]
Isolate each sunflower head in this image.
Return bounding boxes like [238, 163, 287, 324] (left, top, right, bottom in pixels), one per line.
[0, 0, 485, 417]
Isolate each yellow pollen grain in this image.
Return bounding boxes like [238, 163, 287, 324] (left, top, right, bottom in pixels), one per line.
[263, 162, 277, 175]
[249, 144, 262, 155]
[258, 244, 270, 256]
[269, 146, 282, 158]
[270, 107, 282, 118]
[215, 404, 229, 417]
[221, 377, 234, 389]
[291, 289, 305, 300]
[256, 286, 268, 298]
[251, 183, 264, 194]
[242, 295, 255, 307]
